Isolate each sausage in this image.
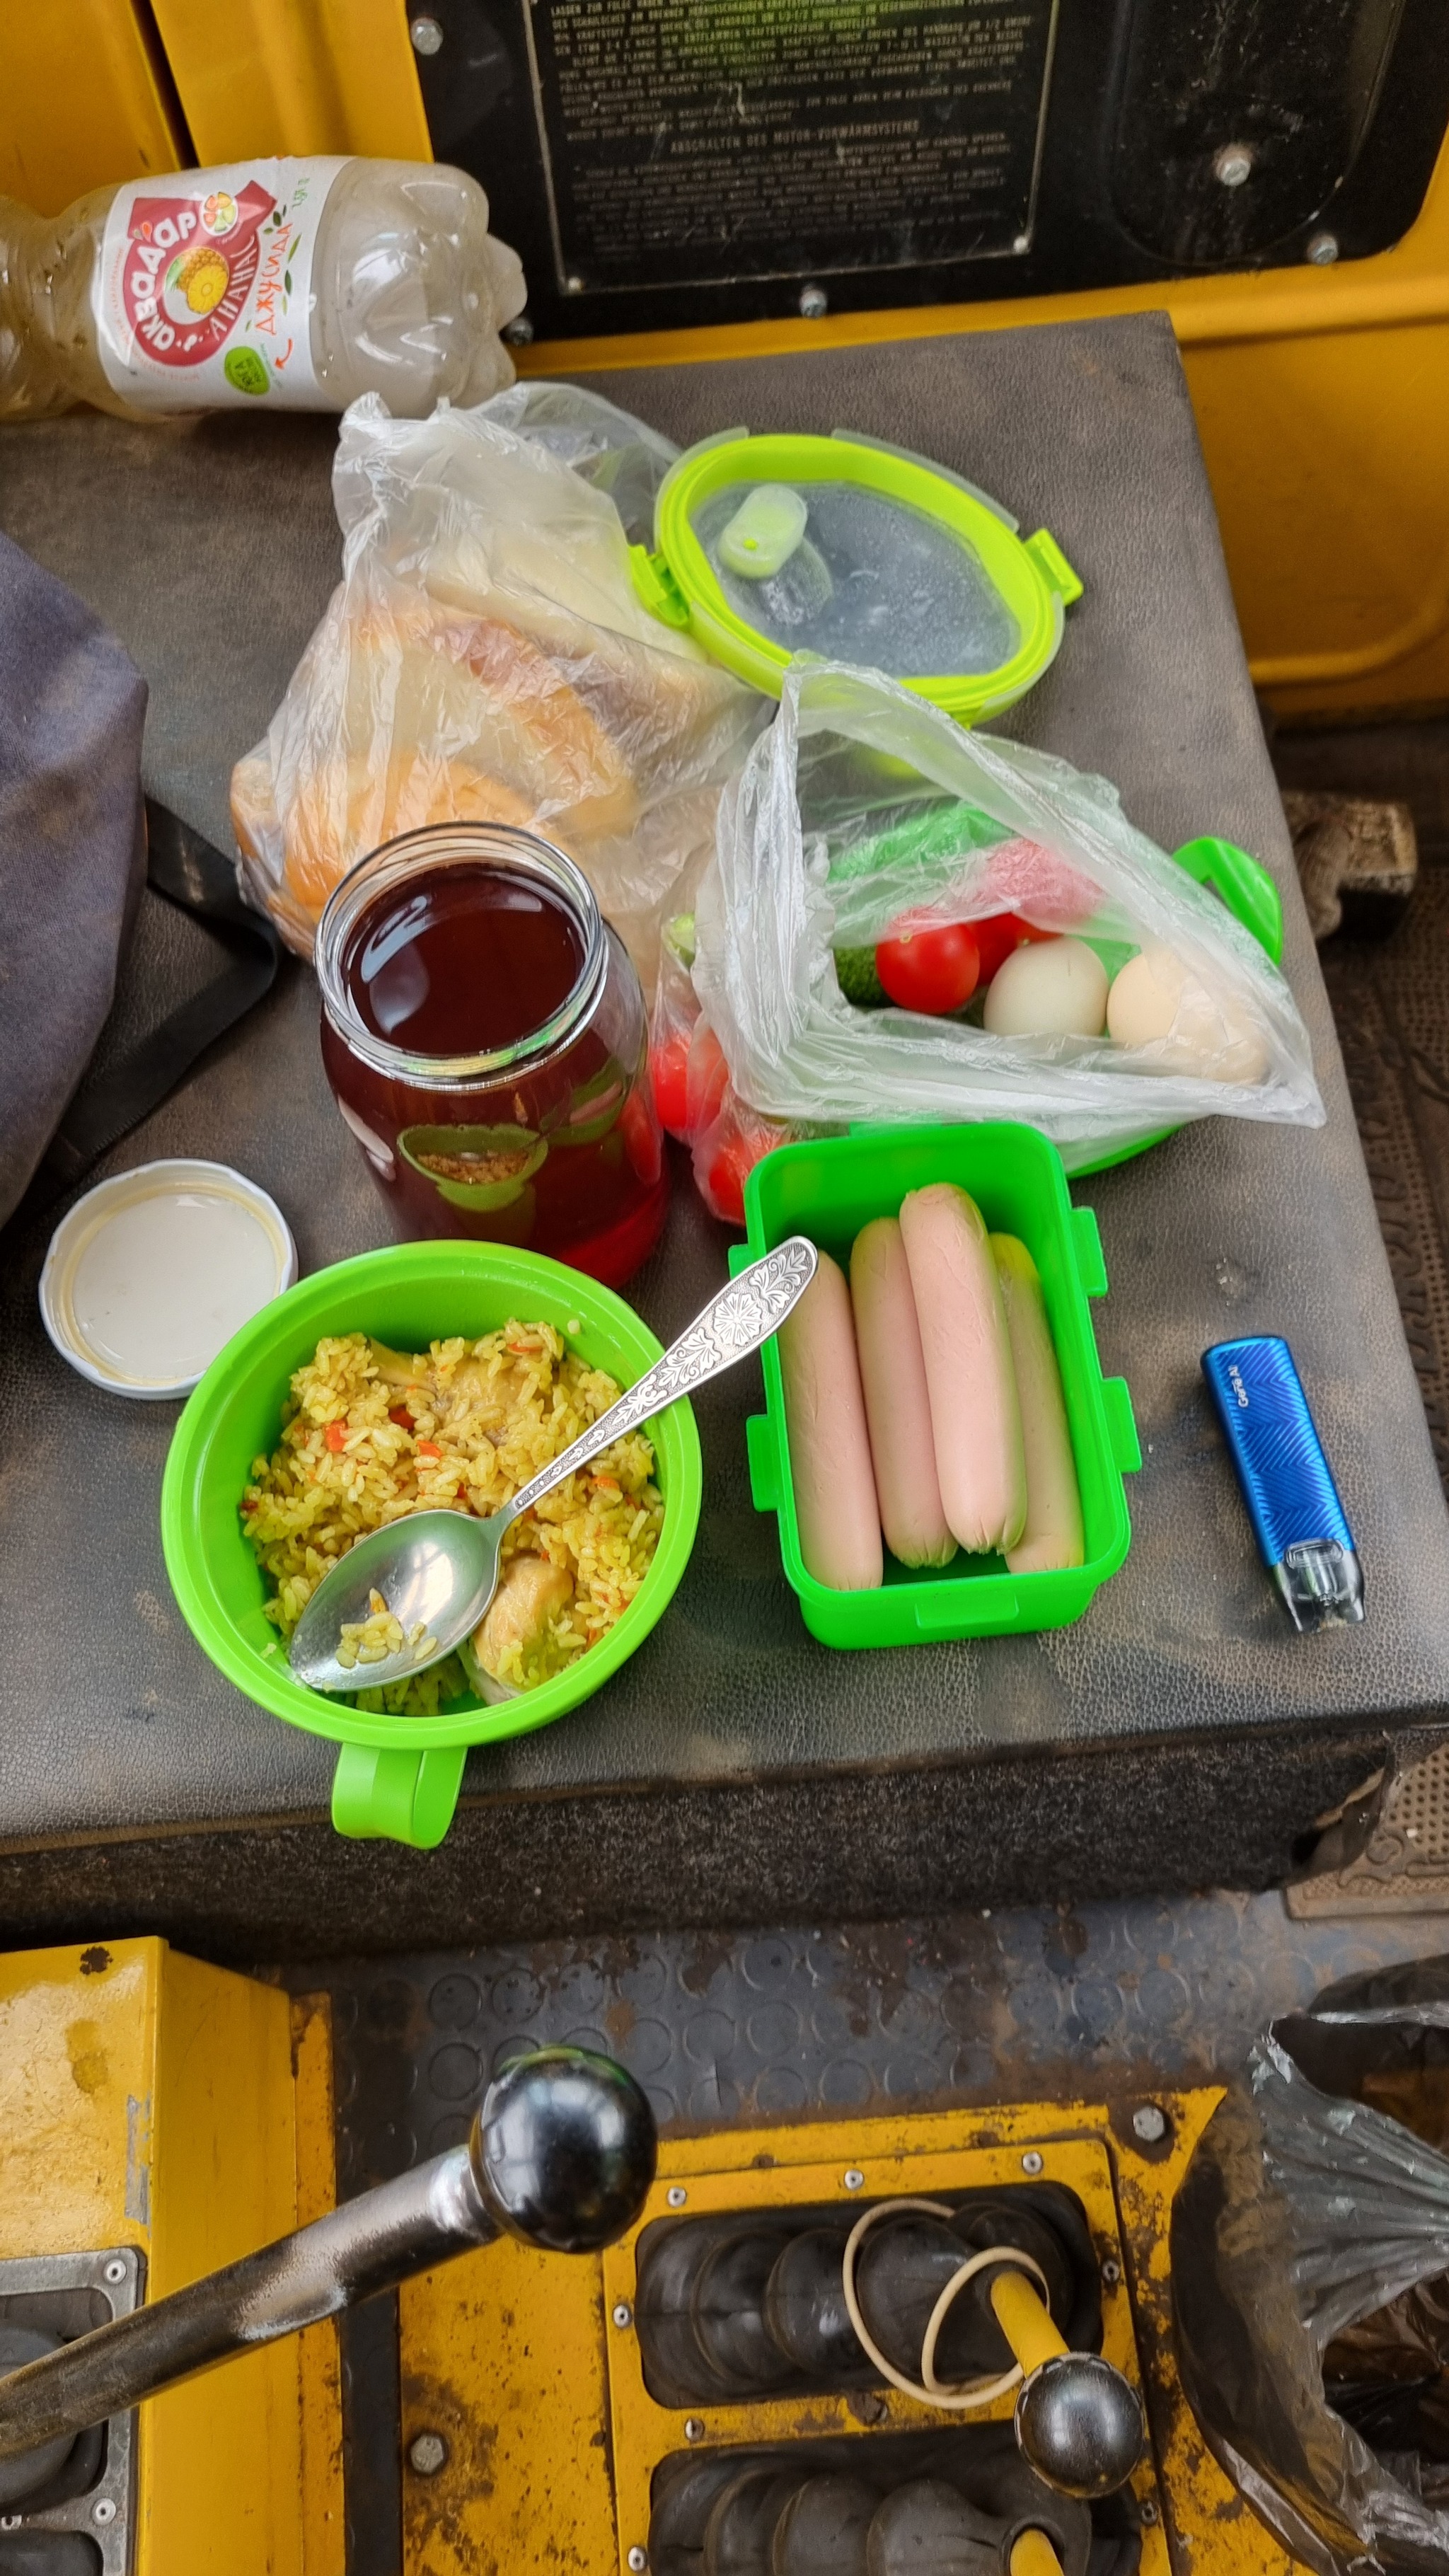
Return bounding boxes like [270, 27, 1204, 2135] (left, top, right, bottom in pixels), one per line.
[899, 1184, 1027, 1554]
[850, 1218, 957, 1568]
[778, 1250, 883, 1591]
[991, 1235, 1085, 1575]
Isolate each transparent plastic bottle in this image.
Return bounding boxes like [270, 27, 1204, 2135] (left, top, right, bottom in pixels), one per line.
[0, 158, 526, 424]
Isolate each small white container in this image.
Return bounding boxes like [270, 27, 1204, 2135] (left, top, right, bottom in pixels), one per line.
[40, 1160, 298, 1399]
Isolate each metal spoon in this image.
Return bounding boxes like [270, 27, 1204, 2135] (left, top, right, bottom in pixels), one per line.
[287, 1237, 818, 1696]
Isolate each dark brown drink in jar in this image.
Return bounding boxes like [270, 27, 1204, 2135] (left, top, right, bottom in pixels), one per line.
[316, 826, 666, 1286]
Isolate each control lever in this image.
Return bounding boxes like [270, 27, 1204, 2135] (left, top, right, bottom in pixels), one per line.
[0, 2047, 654, 2483]
[1010, 2533, 1064, 2576]
[843, 2196, 1144, 2500]
[988, 2267, 1144, 2501]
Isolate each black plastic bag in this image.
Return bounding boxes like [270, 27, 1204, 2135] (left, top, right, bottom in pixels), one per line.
[1173, 1955, 1449, 2575]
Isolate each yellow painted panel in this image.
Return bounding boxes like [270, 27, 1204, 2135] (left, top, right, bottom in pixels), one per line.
[0, 1939, 161, 2257]
[0, 1939, 338, 2575]
[0, 0, 187, 216]
[150, 0, 431, 165]
[400, 2096, 1299, 2576]
[399, 2235, 618, 2576]
[291, 1993, 347, 2576]
[141, 1948, 306, 2576]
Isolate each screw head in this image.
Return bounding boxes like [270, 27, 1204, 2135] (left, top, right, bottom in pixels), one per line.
[843, 2168, 865, 2190]
[92, 2499, 118, 2526]
[103, 2258, 127, 2285]
[1141, 2500, 1160, 2526]
[1012, 233, 1030, 253]
[683, 2415, 705, 2442]
[565, 275, 584, 294]
[1021, 2149, 1044, 2175]
[628, 2551, 649, 2572]
[408, 2431, 448, 2477]
[502, 316, 535, 346]
[612, 2301, 633, 2329]
[1306, 230, 1339, 265]
[666, 2185, 688, 2207]
[1, 2517, 22, 2533]
[1212, 141, 1253, 187]
[1101, 2258, 1122, 2285]
[799, 284, 828, 320]
[409, 13, 444, 52]
[1131, 2104, 1167, 2144]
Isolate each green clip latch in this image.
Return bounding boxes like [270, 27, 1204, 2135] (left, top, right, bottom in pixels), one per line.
[628, 543, 691, 630]
[1023, 528, 1085, 606]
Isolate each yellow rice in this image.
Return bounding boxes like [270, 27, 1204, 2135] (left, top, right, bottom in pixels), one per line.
[241, 1321, 663, 1711]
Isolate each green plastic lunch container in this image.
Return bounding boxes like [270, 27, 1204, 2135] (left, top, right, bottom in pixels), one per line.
[628, 428, 1083, 723]
[739, 1121, 1140, 1648]
[161, 1242, 703, 1852]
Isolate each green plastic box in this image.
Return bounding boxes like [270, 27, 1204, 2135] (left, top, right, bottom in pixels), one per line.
[739, 1122, 1140, 1647]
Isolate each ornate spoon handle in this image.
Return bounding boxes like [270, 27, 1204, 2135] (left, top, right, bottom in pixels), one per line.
[504, 1237, 818, 1525]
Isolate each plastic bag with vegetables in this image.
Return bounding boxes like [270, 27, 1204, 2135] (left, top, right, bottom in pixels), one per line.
[664, 659, 1322, 1201]
[231, 381, 767, 966]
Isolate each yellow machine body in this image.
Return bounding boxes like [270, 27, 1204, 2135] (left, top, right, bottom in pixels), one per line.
[0, 1938, 344, 2576]
[0, 1937, 1298, 2574]
[398, 2091, 1296, 2576]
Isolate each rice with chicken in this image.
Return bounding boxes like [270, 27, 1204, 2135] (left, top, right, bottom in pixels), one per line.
[241, 1322, 664, 1710]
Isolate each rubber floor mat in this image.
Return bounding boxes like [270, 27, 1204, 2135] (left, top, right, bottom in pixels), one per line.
[1320, 870, 1449, 1491]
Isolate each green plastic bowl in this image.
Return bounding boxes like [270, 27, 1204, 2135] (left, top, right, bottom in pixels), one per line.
[161, 1242, 703, 1849]
[741, 1121, 1141, 1648]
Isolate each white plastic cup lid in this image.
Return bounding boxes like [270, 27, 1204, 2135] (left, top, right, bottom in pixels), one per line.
[40, 1159, 298, 1399]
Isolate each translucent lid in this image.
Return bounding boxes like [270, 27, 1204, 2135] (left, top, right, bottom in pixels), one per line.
[698, 477, 1021, 677]
[635, 429, 1082, 723]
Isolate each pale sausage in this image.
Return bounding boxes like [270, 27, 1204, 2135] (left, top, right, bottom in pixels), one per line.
[778, 1251, 883, 1591]
[991, 1235, 1085, 1574]
[899, 1184, 1027, 1554]
[850, 1218, 957, 1568]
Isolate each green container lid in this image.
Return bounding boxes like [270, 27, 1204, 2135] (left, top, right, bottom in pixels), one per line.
[161, 1241, 702, 1851]
[630, 427, 1083, 722]
[740, 1121, 1140, 1648]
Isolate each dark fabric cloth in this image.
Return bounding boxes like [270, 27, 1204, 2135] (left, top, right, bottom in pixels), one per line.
[0, 529, 147, 1225]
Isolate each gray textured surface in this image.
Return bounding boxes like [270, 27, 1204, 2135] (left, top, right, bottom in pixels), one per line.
[324, 1886, 1449, 2185]
[1, 313, 1445, 1909]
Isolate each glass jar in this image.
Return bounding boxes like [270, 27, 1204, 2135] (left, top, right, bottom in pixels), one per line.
[316, 824, 667, 1286]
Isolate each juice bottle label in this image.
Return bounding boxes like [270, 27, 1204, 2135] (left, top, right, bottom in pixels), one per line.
[95, 158, 347, 410]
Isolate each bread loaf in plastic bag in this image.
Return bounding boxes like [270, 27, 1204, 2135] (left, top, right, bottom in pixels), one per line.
[231, 381, 766, 966]
[690, 660, 1323, 1173]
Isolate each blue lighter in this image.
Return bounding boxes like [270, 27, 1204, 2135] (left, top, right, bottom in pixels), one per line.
[1201, 1335, 1364, 1631]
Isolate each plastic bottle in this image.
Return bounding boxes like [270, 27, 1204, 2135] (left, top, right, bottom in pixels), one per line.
[0, 158, 526, 424]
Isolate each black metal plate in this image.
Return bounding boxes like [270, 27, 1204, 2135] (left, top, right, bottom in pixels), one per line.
[414, 0, 1449, 339]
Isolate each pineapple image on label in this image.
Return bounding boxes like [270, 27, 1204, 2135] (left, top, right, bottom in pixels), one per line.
[170, 245, 230, 316]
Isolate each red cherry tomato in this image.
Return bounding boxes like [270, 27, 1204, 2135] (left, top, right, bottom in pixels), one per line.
[649, 1032, 691, 1138]
[703, 1129, 771, 1227]
[686, 1020, 730, 1131]
[972, 912, 1054, 985]
[874, 921, 980, 1015]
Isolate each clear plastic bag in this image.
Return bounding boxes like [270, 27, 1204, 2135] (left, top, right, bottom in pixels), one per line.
[1172, 1958, 1449, 2575]
[231, 381, 766, 964]
[691, 661, 1323, 1172]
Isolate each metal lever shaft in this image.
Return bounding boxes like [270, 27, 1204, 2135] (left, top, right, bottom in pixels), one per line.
[0, 2045, 654, 2466]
